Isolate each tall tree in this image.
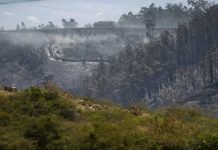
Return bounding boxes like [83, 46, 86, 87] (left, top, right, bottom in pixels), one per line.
[16, 24, 21, 30]
[93, 21, 116, 28]
[21, 21, 26, 30]
[118, 12, 143, 27]
[62, 18, 78, 28]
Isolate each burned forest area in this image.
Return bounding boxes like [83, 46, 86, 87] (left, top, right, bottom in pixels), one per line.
[0, 0, 218, 150]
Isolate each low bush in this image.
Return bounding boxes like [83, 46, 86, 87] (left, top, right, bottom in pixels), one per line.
[0, 85, 218, 150]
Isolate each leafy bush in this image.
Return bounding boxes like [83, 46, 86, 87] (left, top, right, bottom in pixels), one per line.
[25, 87, 42, 102]
[24, 116, 61, 149]
[0, 111, 11, 126]
[193, 134, 218, 150]
[0, 86, 218, 150]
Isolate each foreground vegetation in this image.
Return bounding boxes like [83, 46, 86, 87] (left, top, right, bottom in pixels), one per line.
[0, 84, 218, 150]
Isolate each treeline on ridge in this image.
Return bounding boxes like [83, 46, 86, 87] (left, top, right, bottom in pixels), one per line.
[84, 0, 218, 106]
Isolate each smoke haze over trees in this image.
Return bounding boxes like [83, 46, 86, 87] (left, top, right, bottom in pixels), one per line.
[0, 0, 218, 112]
[85, 0, 218, 109]
[1, 1, 218, 150]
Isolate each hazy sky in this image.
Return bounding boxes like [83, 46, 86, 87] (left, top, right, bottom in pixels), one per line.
[0, 0, 216, 29]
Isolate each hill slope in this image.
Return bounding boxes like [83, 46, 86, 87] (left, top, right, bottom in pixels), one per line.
[0, 84, 218, 150]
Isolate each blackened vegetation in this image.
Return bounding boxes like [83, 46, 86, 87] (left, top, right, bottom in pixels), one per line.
[0, 0, 217, 109]
[86, 2, 218, 106]
[0, 33, 47, 88]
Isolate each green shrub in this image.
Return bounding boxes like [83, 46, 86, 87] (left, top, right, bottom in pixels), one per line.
[0, 111, 11, 126]
[193, 134, 218, 150]
[25, 87, 42, 102]
[0, 131, 36, 150]
[1, 86, 218, 150]
[43, 90, 58, 101]
[24, 116, 61, 149]
[45, 138, 71, 150]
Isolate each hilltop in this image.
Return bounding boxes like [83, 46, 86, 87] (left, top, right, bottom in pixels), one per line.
[0, 83, 218, 150]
